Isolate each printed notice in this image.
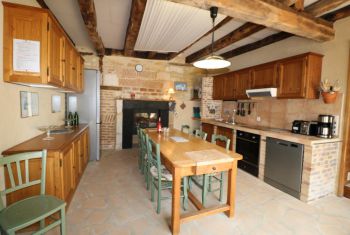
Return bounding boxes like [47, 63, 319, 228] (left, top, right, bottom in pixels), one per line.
[13, 39, 40, 73]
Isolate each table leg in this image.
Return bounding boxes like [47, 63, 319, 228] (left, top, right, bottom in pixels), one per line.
[171, 167, 181, 235]
[225, 161, 237, 218]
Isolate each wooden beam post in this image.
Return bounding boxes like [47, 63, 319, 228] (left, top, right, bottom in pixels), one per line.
[123, 0, 147, 57]
[77, 0, 105, 55]
[306, 0, 350, 17]
[168, 0, 334, 42]
[220, 1, 350, 60]
[294, 0, 305, 11]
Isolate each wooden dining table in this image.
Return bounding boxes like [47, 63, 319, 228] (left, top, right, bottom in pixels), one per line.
[146, 128, 242, 235]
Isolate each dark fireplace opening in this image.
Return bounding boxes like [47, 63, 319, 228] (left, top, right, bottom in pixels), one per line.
[122, 100, 169, 149]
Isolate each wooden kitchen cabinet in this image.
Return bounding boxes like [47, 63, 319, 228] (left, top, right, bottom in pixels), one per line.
[59, 145, 75, 202]
[277, 53, 323, 99]
[216, 126, 233, 150]
[223, 72, 235, 100]
[251, 62, 277, 89]
[234, 69, 251, 100]
[201, 123, 214, 142]
[3, 2, 84, 93]
[212, 74, 225, 100]
[3, 125, 89, 207]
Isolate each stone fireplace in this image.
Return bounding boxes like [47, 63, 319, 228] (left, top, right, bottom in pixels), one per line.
[115, 99, 169, 149]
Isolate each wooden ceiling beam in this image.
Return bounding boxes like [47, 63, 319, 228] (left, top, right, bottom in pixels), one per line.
[168, 16, 233, 60]
[306, 0, 350, 17]
[36, 0, 48, 9]
[221, 3, 350, 60]
[105, 48, 169, 60]
[322, 4, 350, 21]
[77, 0, 105, 55]
[124, 0, 147, 57]
[294, 0, 305, 11]
[186, 23, 265, 63]
[168, 0, 334, 42]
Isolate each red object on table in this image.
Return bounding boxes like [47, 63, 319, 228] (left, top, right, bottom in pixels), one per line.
[157, 117, 162, 133]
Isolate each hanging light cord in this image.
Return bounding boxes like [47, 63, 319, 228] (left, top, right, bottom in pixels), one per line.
[211, 15, 215, 56]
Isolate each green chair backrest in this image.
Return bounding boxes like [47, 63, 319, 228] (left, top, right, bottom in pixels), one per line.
[145, 134, 162, 180]
[211, 134, 231, 150]
[137, 127, 142, 145]
[195, 129, 208, 141]
[140, 128, 147, 155]
[0, 150, 47, 210]
[181, 125, 190, 134]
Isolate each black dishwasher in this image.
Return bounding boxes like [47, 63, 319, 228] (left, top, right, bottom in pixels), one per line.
[236, 130, 260, 177]
[264, 137, 304, 199]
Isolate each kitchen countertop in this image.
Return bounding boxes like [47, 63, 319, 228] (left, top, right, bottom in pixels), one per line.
[2, 124, 89, 155]
[201, 119, 341, 145]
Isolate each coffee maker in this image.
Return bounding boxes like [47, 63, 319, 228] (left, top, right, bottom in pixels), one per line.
[317, 115, 335, 138]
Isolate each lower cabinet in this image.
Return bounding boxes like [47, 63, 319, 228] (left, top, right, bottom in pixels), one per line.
[5, 127, 90, 207]
[201, 123, 214, 142]
[216, 126, 233, 150]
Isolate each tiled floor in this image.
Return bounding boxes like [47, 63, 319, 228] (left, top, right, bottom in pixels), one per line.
[32, 149, 350, 234]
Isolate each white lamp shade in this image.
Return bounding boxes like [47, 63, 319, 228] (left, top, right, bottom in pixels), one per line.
[168, 88, 175, 94]
[193, 55, 231, 69]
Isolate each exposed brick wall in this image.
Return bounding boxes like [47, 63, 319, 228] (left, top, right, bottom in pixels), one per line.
[201, 77, 222, 119]
[84, 55, 204, 150]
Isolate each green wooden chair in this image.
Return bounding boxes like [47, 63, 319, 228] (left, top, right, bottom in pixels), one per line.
[137, 127, 143, 171]
[139, 129, 151, 190]
[190, 134, 230, 206]
[194, 129, 208, 141]
[146, 134, 188, 214]
[0, 150, 66, 235]
[181, 125, 190, 134]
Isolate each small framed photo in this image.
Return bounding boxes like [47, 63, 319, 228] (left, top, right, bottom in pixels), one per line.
[174, 82, 187, 91]
[52, 95, 61, 113]
[20, 91, 39, 118]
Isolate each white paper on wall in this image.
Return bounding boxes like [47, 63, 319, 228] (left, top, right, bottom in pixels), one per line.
[13, 39, 40, 73]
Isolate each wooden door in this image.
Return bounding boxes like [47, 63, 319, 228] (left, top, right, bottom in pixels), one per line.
[73, 139, 80, 186]
[3, 4, 48, 84]
[235, 69, 251, 100]
[60, 145, 74, 201]
[47, 17, 65, 86]
[212, 75, 225, 100]
[201, 123, 214, 142]
[251, 62, 277, 89]
[216, 126, 233, 150]
[223, 72, 235, 100]
[278, 56, 307, 98]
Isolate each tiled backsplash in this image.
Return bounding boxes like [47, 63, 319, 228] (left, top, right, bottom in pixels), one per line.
[222, 94, 343, 130]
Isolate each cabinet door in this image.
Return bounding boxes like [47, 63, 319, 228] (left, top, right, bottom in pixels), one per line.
[73, 139, 81, 186]
[60, 146, 74, 201]
[212, 75, 225, 100]
[278, 57, 307, 98]
[3, 4, 48, 84]
[64, 41, 77, 90]
[76, 56, 83, 92]
[83, 130, 90, 166]
[251, 63, 277, 89]
[235, 69, 251, 100]
[223, 72, 235, 100]
[201, 123, 214, 142]
[216, 126, 233, 150]
[47, 17, 65, 86]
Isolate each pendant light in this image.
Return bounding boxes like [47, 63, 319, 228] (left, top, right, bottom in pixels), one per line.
[193, 7, 231, 69]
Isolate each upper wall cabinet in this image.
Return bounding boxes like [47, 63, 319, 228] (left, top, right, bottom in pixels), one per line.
[251, 62, 277, 89]
[212, 52, 323, 100]
[3, 2, 84, 93]
[277, 53, 323, 99]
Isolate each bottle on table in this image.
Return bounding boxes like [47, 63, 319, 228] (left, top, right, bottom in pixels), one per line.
[157, 116, 162, 133]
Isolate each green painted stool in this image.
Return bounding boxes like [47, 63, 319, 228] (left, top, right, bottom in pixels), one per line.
[194, 129, 208, 141]
[146, 134, 188, 214]
[0, 150, 66, 235]
[190, 134, 230, 206]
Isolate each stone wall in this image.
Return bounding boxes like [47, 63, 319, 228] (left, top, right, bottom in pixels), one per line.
[84, 55, 204, 150]
[201, 77, 222, 119]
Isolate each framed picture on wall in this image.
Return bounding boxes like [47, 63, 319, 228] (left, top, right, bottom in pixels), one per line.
[20, 91, 39, 118]
[174, 82, 187, 91]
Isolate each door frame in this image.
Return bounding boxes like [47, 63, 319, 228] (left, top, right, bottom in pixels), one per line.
[338, 48, 350, 196]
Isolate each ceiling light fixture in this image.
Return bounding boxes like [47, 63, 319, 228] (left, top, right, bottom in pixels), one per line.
[193, 7, 231, 70]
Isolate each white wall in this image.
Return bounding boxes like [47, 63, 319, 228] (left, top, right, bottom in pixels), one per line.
[0, 1, 65, 195]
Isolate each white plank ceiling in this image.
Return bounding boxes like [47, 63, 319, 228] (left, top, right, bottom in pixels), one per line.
[45, 0, 349, 57]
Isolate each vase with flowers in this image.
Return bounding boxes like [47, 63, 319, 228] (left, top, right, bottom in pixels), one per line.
[320, 80, 340, 104]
